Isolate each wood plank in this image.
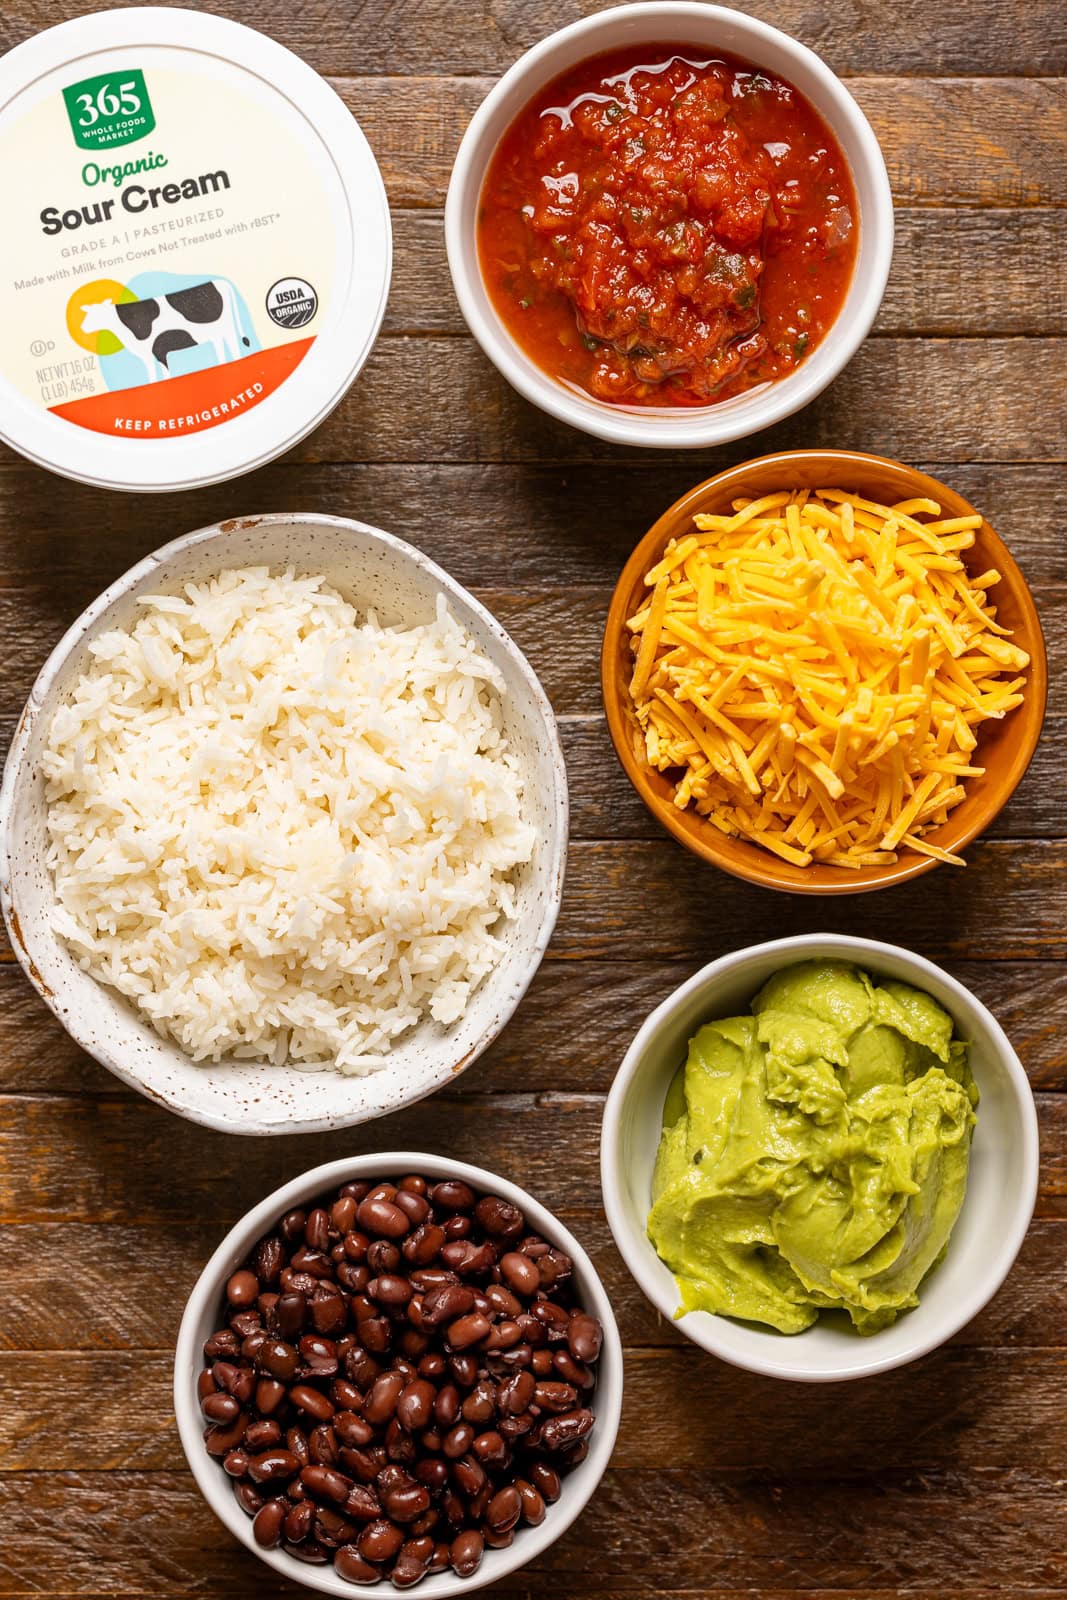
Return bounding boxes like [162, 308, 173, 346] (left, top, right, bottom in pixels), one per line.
[0, 1468, 1061, 1592]
[6, 0, 1066, 76]
[5, 1345, 1067, 1474]
[259, 336, 1067, 464]
[554, 839, 1067, 961]
[2, 952, 1065, 1101]
[0, 336, 1061, 472]
[0, 1213, 1062, 1356]
[387, 210, 1067, 338]
[0, 1090, 1063, 1225]
[0, 462, 1061, 602]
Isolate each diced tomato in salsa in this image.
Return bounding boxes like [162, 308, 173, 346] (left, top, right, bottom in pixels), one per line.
[477, 47, 858, 407]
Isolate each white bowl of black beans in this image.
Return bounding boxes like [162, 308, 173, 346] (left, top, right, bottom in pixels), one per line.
[175, 1154, 623, 1592]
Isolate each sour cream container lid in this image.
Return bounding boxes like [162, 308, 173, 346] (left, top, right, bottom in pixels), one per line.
[0, 7, 391, 491]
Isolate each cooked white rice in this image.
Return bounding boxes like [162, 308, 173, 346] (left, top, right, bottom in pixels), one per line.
[41, 567, 537, 1073]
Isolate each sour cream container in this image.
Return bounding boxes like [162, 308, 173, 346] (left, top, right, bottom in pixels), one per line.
[0, 8, 391, 491]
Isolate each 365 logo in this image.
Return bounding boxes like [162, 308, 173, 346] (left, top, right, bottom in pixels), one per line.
[62, 68, 155, 150]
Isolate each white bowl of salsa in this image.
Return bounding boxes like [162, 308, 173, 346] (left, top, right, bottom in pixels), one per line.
[446, 2, 893, 449]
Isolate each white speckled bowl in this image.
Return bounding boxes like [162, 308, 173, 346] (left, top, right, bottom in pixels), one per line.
[175, 1154, 624, 1596]
[0, 514, 568, 1135]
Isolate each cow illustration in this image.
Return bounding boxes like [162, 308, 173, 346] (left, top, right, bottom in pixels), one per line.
[80, 279, 252, 385]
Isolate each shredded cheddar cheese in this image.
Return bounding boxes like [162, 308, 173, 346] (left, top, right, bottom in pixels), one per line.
[626, 489, 1029, 870]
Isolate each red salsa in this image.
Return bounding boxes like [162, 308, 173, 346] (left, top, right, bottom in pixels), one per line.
[477, 47, 859, 407]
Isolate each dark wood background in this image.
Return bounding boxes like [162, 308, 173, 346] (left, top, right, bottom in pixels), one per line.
[1, 1, 1065, 1595]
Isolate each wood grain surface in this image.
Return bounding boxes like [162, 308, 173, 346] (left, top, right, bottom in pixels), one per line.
[0, 1, 1065, 1597]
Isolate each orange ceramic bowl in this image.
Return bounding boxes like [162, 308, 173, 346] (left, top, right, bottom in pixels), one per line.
[601, 450, 1047, 895]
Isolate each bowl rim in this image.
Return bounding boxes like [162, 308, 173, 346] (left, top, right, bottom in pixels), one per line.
[445, 0, 894, 449]
[0, 513, 569, 1134]
[174, 1151, 624, 1595]
[600, 449, 1049, 894]
[600, 932, 1041, 1383]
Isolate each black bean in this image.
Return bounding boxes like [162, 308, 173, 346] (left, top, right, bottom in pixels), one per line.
[369, 1274, 413, 1308]
[357, 1519, 404, 1563]
[402, 1223, 446, 1265]
[396, 1379, 436, 1432]
[450, 1528, 483, 1577]
[448, 1353, 479, 1388]
[204, 1415, 247, 1456]
[553, 1348, 595, 1389]
[245, 1419, 281, 1452]
[367, 1240, 402, 1275]
[259, 1338, 298, 1381]
[247, 1448, 301, 1483]
[280, 1209, 307, 1243]
[497, 1370, 535, 1415]
[394, 1190, 431, 1226]
[201, 1390, 239, 1424]
[472, 1430, 507, 1467]
[308, 1424, 339, 1466]
[449, 1454, 485, 1498]
[344, 1483, 383, 1522]
[567, 1312, 603, 1364]
[286, 1538, 329, 1564]
[203, 1328, 241, 1361]
[485, 1284, 522, 1319]
[301, 1464, 352, 1505]
[420, 1282, 474, 1327]
[252, 1499, 285, 1547]
[392, 1543, 432, 1587]
[428, 1180, 475, 1212]
[233, 1478, 264, 1517]
[331, 1196, 358, 1235]
[534, 1380, 578, 1414]
[252, 1236, 284, 1285]
[499, 1252, 540, 1297]
[356, 1198, 411, 1239]
[460, 1380, 496, 1425]
[315, 1505, 359, 1547]
[362, 1317, 393, 1355]
[335, 1411, 375, 1448]
[364, 1370, 405, 1425]
[515, 1476, 547, 1525]
[305, 1208, 331, 1252]
[446, 1312, 491, 1351]
[382, 1482, 431, 1524]
[284, 1500, 316, 1544]
[486, 1484, 522, 1533]
[473, 1196, 525, 1239]
[291, 1384, 335, 1422]
[332, 1378, 364, 1412]
[335, 1545, 381, 1584]
[225, 1269, 259, 1307]
[538, 1408, 595, 1452]
[311, 1287, 347, 1337]
[442, 1422, 474, 1460]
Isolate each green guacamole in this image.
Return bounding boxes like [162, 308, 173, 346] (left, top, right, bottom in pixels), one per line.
[648, 960, 978, 1335]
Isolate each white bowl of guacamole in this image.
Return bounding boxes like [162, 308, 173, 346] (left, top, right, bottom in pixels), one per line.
[602, 935, 1038, 1382]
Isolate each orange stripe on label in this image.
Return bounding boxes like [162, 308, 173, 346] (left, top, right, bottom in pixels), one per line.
[49, 338, 315, 438]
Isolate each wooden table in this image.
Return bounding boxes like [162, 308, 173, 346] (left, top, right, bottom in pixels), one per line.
[1, 2, 1065, 1595]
